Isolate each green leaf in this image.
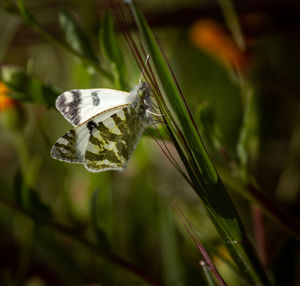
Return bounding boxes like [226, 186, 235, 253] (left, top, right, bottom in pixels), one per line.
[2, 1, 113, 80]
[17, 0, 36, 25]
[14, 170, 52, 222]
[1, 65, 59, 107]
[236, 85, 259, 178]
[59, 10, 99, 64]
[100, 12, 126, 89]
[196, 102, 213, 132]
[196, 102, 215, 144]
[196, 102, 223, 153]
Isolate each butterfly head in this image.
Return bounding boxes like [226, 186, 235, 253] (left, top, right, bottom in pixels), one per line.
[128, 82, 153, 123]
[136, 81, 152, 112]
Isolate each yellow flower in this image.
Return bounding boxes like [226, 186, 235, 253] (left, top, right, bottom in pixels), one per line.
[0, 82, 17, 111]
[190, 20, 248, 70]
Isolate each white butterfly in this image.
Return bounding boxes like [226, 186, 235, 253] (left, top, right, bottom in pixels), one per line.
[50, 82, 153, 172]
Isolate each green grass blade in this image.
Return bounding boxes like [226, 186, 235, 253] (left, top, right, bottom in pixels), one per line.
[100, 12, 126, 89]
[59, 10, 99, 63]
[127, 1, 271, 285]
[217, 0, 245, 50]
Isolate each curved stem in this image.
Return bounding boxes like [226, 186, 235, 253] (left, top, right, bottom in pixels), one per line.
[3, 0, 113, 81]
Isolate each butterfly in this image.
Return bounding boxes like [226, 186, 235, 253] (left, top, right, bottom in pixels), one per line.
[50, 82, 153, 172]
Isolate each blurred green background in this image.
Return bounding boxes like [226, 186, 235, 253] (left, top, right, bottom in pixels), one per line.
[0, 0, 299, 285]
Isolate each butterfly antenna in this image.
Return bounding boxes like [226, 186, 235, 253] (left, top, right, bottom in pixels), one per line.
[147, 110, 164, 117]
[139, 54, 150, 83]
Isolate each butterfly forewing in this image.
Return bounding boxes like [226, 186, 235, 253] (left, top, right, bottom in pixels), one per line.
[84, 105, 146, 172]
[55, 88, 131, 126]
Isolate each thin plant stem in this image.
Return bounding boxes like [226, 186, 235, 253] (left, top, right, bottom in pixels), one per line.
[173, 200, 227, 286]
[200, 260, 218, 286]
[0, 199, 162, 286]
[252, 205, 267, 267]
[217, 0, 245, 50]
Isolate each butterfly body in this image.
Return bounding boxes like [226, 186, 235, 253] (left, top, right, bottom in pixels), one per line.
[51, 82, 152, 172]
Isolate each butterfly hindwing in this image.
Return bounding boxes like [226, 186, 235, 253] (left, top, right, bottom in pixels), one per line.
[84, 105, 146, 172]
[51, 105, 131, 164]
[50, 124, 89, 163]
[55, 88, 131, 126]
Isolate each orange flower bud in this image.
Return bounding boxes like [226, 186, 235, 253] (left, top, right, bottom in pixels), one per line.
[190, 20, 248, 70]
[0, 82, 17, 111]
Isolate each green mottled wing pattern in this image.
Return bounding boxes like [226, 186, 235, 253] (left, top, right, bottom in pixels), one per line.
[84, 105, 146, 172]
[50, 123, 90, 163]
[50, 104, 134, 165]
